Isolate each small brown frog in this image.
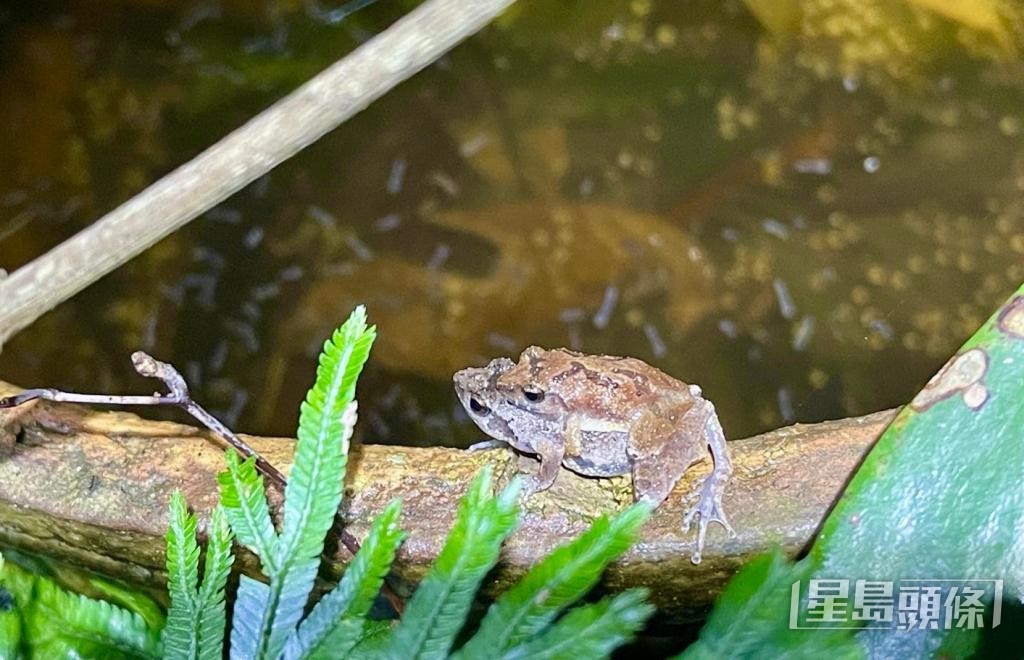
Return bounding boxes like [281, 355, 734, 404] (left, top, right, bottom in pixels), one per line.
[453, 346, 733, 563]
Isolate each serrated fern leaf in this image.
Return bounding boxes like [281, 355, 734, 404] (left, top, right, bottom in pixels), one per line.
[252, 307, 377, 659]
[197, 506, 234, 660]
[501, 589, 654, 660]
[163, 491, 201, 660]
[28, 575, 162, 659]
[218, 451, 278, 572]
[230, 576, 270, 660]
[343, 619, 396, 660]
[456, 502, 651, 659]
[89, 575, 166, 632]
[284, 499, 404, 660]
[383, 468, 521, 660]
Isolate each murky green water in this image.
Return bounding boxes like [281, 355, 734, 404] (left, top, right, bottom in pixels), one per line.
[1, 0, 1022, 446]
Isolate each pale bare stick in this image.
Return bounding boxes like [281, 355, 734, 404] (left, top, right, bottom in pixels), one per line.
[0, 353, 406, 613]
[0, 0, 516, 350]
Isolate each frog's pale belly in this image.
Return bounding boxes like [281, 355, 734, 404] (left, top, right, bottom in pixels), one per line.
[563, 429, 631, 477]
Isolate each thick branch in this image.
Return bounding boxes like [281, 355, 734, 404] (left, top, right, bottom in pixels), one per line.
[0, 380, 894, 616]
[0, 0, 516, 350]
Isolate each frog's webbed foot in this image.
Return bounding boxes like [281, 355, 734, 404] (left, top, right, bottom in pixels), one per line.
[466, 438, 510, 453]
[682, 473, 734, 564]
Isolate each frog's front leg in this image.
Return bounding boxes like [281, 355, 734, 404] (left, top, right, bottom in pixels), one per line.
[519, 415, 573, 496]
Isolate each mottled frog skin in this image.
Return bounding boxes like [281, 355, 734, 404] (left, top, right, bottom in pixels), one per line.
[453, 346, 733, 563]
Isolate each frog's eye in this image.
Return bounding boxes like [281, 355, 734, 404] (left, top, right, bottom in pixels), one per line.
[523, 386, 545, 403]
[469, 398, 490, 415]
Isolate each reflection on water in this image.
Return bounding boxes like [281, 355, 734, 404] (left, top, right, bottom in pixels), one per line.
[1, 0, 1023, 445]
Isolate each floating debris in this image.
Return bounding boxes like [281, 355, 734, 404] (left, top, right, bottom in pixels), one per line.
[718, 318, 738, 339]
[777, 386, 795, 423]
[792, 314, 816, 351]
[761, 218, 790, 240]
[387, 157, 407, 195]
[772, 277, 797, 320]
[427, 243, 451, 271]
[459, 132, 490, 158]
[643, 322, 667, 357]
[559, 307, 586, 323]
[278, 265, 304, 282]
[793, 158, 833, 175]
[428, 171, 460, 198]
[243, 226, 264, 249]
[487, 332, 517, 352]
[344, 234, 374, 261]
[592, 284, 619, 329]
[374, 213, 401, 232]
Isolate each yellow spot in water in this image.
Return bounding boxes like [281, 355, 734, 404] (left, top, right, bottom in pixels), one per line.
[630, 0, 651, 17]
[531, 228, 550, 248]
[902, 332, 922, 351]
[1009, 234, 1024, 254]
[655, 24, 678, 48]
[999, 116, 1020, 136]
[907, 254, 927, 274]
[851, 286, 871, 305]
[808, 368, 829, 389]
[865, 264, 886, 286]
[890, 270, 910, 290]
[642, 123, 663, 142]
[625, 308, 645, 327]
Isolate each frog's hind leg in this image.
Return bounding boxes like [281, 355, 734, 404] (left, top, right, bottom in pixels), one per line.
[628, 407, 705, 507]
[629, 402, 733, 564]
[681, 407, 734, 564]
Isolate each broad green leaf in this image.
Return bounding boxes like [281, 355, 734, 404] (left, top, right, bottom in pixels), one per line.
[688, 285, 1024, 654]
[286, 499, 405, 660]
[456, 502, 651, 659]
[383, 468, 521, 660]
[0, 553, 24, 660]
[501, 588, 654, 660]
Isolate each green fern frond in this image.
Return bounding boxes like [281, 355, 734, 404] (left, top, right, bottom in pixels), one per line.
[500, 589, 654, 660]
[163, 491, 201, 660]
[285, 499, 405, 660]
[383, 468, 522, 660]
[345, 619, 397, 660]
[217, 451, 278, 570]
[196, 506, 234, 660]
[88, 575, 166, 632]
[27, 573, 162, 659]
[455, 502, 651, 659]
[230, 576, 270, 660]
[233, 306, 376, 659]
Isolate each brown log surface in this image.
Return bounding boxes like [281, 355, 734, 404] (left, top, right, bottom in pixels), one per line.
[0, 380, 894, 616]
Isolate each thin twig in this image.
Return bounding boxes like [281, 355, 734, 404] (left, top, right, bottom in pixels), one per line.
[0, 352, 405, 614]
[0, 0, 517, 351]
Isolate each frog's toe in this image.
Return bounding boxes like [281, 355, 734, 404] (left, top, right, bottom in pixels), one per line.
[682, 479, 733, 564]
[466, 438, 509, 452]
